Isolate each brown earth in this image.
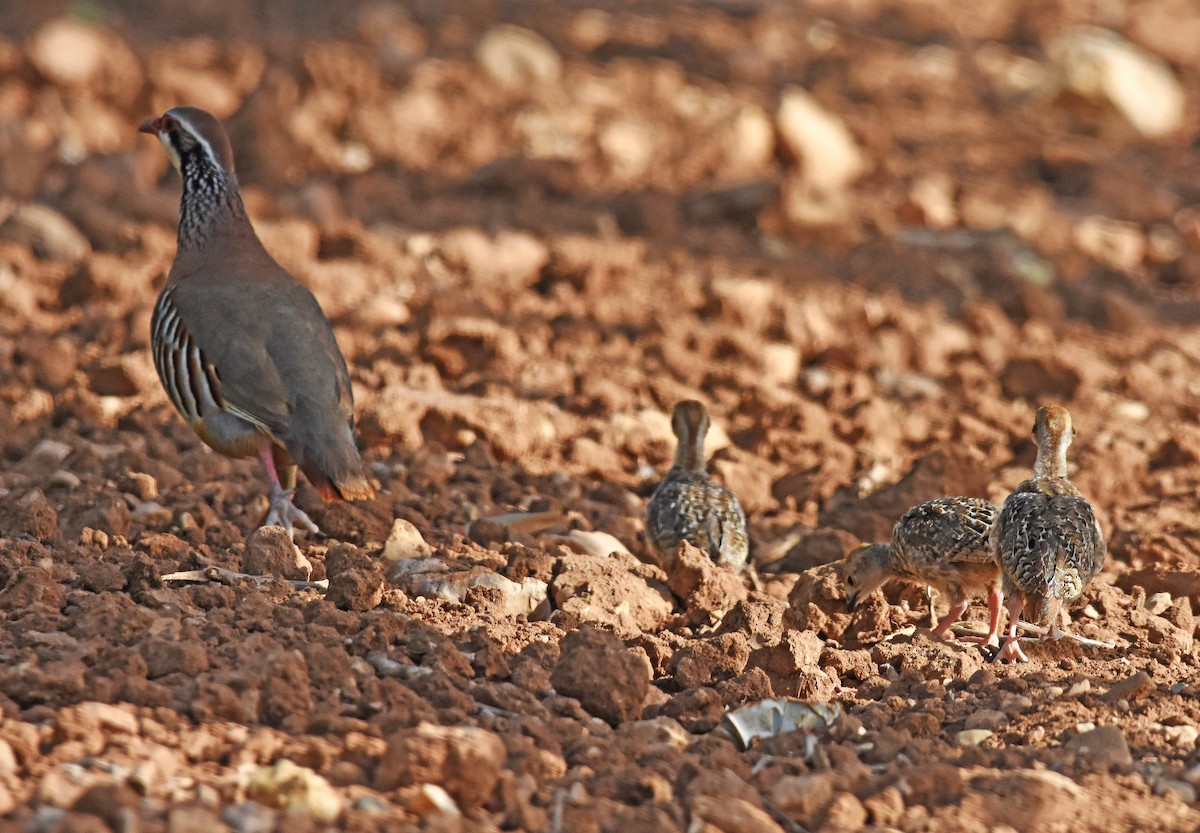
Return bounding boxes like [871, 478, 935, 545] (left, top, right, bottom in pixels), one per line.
[1, 0, 1200, 831]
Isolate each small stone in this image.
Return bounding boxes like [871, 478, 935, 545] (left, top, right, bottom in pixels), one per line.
[125, 472, 159, 501]
[776, 86, 865, 190]
[666, 540, 747, 620]
[1101, 671, 1153, 703]
[1048, 26, 1184, 137]
[761, 342, 801, 387]
[1146, 592, 1173, 615]
[957, 729, 993, 746]
[382, 518, 432, 561]
[243, 525, 312, 580]
[245, 760, 343, 822]
[0, 489, 59, 543]
[1114, 401, 1150, 421]
[1067, 679, 1091, 697]
[1073, 216, 1145, 270]
[904, 173, 958, 228]
[965, 710, 1008, 731]
[1155, 779, 1197, 804]
[769, 773, 834, 819]
[220, 803, 276, 833]
[404, 784, 460, 816]
[28, 18, 106, 86]
[143, 638, 209, 678]
[1063, 725, 1132, 769]
[132, 501, 173, 526]
[0, 740, 17, 776]
[476, 25, 561, 88]
[72, 783, 140, 831]
[1163, 724, 1199, 750]
[20, 439, 73, 469]
[49, 470, 82, 490]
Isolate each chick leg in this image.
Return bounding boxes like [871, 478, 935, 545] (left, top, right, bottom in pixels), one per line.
[931, 598, 970, 639]
[994, 592, 1030, 663]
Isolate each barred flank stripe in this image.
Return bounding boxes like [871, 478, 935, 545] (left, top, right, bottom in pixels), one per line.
[151, 287, 222, 421]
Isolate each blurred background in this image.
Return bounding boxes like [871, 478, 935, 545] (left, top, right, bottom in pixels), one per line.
[3, 0, 1199, 321]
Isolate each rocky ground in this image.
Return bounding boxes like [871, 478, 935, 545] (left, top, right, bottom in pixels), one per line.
[2, 0, 1200, 831]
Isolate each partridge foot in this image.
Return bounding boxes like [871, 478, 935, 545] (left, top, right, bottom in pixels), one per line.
[264, 486, 319, 538]
[992, 636, 1030, 663]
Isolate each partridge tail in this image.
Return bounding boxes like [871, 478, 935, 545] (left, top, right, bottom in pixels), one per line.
[295, 421, 376, 502]
[302, 458, 375, 502]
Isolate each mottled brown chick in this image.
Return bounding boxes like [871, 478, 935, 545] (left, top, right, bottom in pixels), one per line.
[645, 400, 749, 573]
[844, 496, 1002, 642]
[991, 405, 1106, 662]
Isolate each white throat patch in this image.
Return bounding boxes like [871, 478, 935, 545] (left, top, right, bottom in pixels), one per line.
[157, 132, 182, 172]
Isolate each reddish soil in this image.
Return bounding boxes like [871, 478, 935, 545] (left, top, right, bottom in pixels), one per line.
[1, 1, 1200, 831]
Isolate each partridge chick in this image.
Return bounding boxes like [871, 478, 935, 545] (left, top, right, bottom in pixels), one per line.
[140, 107, 374, 537]
[646, 400, 749, 573]
[844, 497, 1002, 643]
[992, 405, 1106, 662]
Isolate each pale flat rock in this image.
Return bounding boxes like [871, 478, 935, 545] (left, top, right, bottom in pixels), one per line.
[776, 86, 865, 190]
[476, 25, 562, 88]
[1048, 27, 1184, 137]
[246, 760, 342, 821]
[382, 518, 432, 561]
[544, 529, 631, 558]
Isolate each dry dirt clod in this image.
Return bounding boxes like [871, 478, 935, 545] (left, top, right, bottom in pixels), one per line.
[375, 724, 505, 809]
[1101, 671, 1154, 704]
[550, 625, 650, 726]
[242, 525, 314, 580]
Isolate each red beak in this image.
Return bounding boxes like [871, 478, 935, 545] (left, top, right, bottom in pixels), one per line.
[138, 116, 162, 135]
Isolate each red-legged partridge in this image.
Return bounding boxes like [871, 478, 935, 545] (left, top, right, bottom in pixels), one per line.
[140, 106, 374, 537]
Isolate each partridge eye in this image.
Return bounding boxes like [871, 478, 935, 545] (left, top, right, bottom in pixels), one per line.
[161, 115, 179, 131]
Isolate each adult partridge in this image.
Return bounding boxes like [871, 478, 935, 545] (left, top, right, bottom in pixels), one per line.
[645, 400, 749, 573]
[844, 497, 1002, 644]
[991, 405, 1106, 662]
[140, 106, 374, 536]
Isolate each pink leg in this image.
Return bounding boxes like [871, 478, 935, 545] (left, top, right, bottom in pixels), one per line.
[258, 444, 319, 538]
[931, 599, 970, 639]
[995, 592, 1029, 662]
[958, 585, 1004, 647]
[984, 584, 1003, 648]
[1046, 596, 1066, 641]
